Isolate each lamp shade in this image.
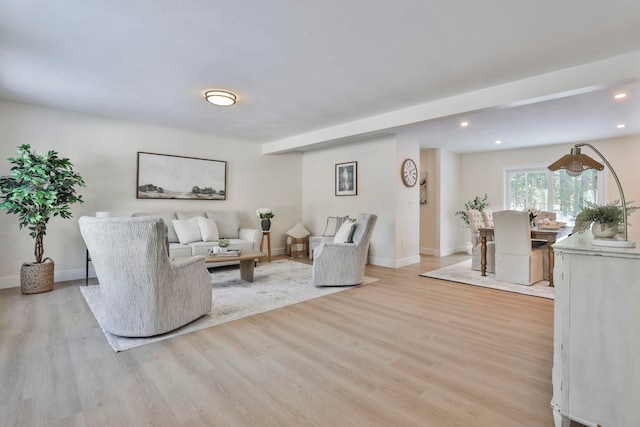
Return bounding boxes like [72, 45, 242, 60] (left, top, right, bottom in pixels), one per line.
[547, 147, 604, 174]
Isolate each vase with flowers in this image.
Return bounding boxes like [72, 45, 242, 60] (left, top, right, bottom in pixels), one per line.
[256, 208, 275, 231]
[527, 208, 540, 228]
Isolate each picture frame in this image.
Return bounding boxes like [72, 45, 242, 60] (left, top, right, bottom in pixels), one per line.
[335, 161, 357, 196]
[136, 152, 227, 200]
[420, 172, 428, 205]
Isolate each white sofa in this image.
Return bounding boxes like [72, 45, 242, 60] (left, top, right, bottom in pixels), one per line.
[132, 211, 262, 266]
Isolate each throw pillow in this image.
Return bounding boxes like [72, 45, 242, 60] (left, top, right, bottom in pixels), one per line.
[333, 219, 356, 243]
[322, 216, 349, 237]
[172, 217, 202, 244]
[197, 216, 219, 242]
[286, 222, 310, 239]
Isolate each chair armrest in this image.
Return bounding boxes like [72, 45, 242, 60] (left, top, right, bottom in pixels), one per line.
[314, 242, 358, 263]
[171, 255, 206, 269]
[239, 228, 262, 251]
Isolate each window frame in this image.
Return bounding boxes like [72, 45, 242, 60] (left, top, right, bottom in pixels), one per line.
[503, 163, 605, 221]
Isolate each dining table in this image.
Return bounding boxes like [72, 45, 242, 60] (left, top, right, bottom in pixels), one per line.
[479, 226, 571, 287]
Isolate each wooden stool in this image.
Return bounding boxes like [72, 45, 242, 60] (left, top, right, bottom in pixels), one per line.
[260, 231, 271, 262]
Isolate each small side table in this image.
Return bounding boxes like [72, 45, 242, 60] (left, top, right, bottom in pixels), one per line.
[85, 249, 91, 286]
[260, 231, 272, 262]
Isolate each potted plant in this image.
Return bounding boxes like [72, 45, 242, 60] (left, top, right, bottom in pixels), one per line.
[455, 194, 489, 227]
[574, 200, 638, 237]
[455, 194, 489, 254]
[256, 208, 275, 231]
[0, 144, 85, 294]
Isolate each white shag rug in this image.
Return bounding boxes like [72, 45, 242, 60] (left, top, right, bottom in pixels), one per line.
[420, 259, 554, 300]
[81, 259, 377, 352]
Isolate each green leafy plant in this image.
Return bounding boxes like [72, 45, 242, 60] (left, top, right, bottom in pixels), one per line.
[218, 238, 230, 248]
[455, 194, 490, 226]
[573, 200, 639, 234]
[0, 144, 85, 264]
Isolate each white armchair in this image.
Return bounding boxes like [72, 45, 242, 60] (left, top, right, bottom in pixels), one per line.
[469, 209, 495, 273]
[312, 213, 377, 287]
[493, 210, 544, 285]
[79, 216, 212, 337]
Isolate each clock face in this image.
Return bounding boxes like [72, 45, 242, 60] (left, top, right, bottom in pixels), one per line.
[402, 159, 417, 187]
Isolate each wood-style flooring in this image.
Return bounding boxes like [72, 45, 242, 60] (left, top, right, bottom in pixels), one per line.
[0, 254, 584, 426]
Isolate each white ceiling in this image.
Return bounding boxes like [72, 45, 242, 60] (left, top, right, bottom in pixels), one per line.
[1, 0, 639, 153]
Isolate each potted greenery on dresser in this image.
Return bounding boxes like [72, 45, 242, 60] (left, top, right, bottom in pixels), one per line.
[0, 144, 85, 294]
[574, 200, 638, 238]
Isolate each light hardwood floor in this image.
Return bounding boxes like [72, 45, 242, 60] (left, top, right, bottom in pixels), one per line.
[0, 254, 584, 426]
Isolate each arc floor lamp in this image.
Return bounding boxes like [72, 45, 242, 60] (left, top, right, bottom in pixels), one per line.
[548, 143, 635, 248]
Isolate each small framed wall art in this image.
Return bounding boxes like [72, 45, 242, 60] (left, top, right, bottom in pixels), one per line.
[136, 152, 227, 200]
[335, 161, 357, 196]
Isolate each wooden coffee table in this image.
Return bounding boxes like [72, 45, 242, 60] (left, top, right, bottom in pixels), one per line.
[205, 250, 265, 282]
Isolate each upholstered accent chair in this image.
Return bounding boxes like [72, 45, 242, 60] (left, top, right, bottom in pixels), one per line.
[493, 210, 544, 285]
[79, 216, 212, 337]
[312, 213, 377, 287]
[469, 209, 495, 273]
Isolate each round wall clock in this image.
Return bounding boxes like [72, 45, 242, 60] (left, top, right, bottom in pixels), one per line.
[401, 158, 417, 187]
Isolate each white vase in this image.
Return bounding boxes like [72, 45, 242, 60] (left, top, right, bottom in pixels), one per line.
[591, 222, 617, 238]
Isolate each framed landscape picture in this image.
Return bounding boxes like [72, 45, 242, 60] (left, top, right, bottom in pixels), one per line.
[136, 152, 227, 200]
[335, 161, 357, 196]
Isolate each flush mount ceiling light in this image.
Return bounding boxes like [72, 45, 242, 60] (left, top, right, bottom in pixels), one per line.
[204, 90, 237, 106]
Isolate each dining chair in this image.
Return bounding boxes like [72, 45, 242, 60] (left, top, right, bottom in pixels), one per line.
[482, 209, 494, 227]
[493, 210, 544, 285]
[468, 209, 495, 273]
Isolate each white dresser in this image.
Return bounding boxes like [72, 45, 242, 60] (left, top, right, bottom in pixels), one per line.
[552, 233, 640, 427]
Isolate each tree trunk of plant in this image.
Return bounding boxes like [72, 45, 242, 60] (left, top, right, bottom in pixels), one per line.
[35, 226, 44, 264]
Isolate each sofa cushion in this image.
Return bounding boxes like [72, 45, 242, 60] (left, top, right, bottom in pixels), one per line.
[206, 212, 240, 238]
[197, 216, 219, 242]
[176, 211, 207, 220]
[172, 217, 202, 244]
[132, 212, 179, 243]
[169, 242, 192, 258]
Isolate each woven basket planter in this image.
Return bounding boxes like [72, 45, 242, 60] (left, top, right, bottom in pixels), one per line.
[20, 258, 54, 294]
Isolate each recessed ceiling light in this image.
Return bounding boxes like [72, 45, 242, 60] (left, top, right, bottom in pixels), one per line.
[204, 90, 237, 106]
[617, 124, 626, 128]
[614, 93, 627, 100]
[495, 140, 502, 145]
[460, 121, 469, 127]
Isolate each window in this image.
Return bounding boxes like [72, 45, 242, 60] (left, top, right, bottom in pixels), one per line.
[505, 167, 599, 223]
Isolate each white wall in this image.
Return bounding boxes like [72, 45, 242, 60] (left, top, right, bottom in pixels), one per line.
[459, 135, 640, 243]
[0, 100, 302, 288]
[437, 149, 464, 256]
[395, 138, 421, 266]
[302, 134, 421, 267]
[420, 149, 437, 255]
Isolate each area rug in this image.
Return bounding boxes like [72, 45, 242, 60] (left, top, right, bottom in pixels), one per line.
[80, 259, 377, 352]
[420, 259, 554, 299]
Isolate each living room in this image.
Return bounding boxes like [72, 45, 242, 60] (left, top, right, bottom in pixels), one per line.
[1, 2, 640, 426]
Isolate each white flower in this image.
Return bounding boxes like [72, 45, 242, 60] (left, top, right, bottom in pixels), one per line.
[527, 207, 540, 221]
[256, 208, 274, 219]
